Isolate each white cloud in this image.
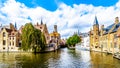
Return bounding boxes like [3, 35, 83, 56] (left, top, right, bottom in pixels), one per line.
[0, 0, 120, 38]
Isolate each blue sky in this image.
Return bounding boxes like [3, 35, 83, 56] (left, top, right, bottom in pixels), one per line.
[0, 0, 120, 38]
[16, 0, 118, 11]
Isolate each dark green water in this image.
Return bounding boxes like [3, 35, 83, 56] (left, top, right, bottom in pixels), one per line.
[0, 48, 120, 68]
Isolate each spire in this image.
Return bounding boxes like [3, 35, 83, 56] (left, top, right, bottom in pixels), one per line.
[78, 29, 80, 35]
[41, 19, 43, 25]
[15, 22, 17, 29]
[93, 16, 99, 25]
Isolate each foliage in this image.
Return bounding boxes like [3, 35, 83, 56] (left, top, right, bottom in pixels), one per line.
[67, 34, 81, 47]
[21, 23, 35, 51]
[40, 32, 46, 50]
[21, 23, 46, 52]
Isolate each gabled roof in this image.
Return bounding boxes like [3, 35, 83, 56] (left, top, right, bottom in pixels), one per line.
[103, 24, 114, 34]
[112, 23, 120, 32]
[103, 23, 120, 34]
[5, 28, 12, 33]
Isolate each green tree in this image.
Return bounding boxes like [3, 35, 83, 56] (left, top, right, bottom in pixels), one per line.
[21, 23, 46, 52]
[67, 34, 81, 47]
[21, 23, 35, 51]
[32, 29, 42, 52]
[40, 33, 46, 50]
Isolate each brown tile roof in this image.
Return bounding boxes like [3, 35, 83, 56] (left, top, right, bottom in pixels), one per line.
[5, 28, 12, 33]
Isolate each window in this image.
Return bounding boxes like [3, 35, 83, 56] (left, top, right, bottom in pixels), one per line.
[51, 36, 53, 38]
[3, 47, 5, 49]
[40, 27, 42, 29]
[3, 32, 5, 37]
[10, 42, 11, 46]
[45, 31, 47, 33]
[13, 42, 14, 46]
[47, 37, 49, 39]
[12, 33, 14, 35]
[3, 40, 6, 45]
[114, 43, 117, 48]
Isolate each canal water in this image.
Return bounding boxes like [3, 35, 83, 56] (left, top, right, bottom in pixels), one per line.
[0, 48, 120, 68]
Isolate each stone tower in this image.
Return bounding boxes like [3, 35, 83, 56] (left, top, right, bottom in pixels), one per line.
[93, 16, 99, 36]
[54, 25, 57, 32]
[93, 16, 99, 48]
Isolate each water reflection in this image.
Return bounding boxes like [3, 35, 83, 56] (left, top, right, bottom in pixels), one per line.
[0, 48, 119, 68]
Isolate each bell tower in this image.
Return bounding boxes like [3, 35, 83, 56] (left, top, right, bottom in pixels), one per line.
[54, 25, 57, 32]
[93, 16, 99, 48]
[93, 16, 99, 35]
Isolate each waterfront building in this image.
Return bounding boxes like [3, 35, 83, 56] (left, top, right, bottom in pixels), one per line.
[34, 20, 50, 44]
[49, 25, 61, 48]
[80, 32, 90, 50]
[90, 16, 120, 54]
[0, 23, 20, 51]
[60, 39, 67, 45]
[19, 20, 50, 44]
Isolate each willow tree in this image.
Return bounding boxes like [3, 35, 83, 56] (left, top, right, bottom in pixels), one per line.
[40, 33, 46, 51]
[21, 23, 35, 51]
[21, 23, 46, 52]
[32, 29, 42, 52]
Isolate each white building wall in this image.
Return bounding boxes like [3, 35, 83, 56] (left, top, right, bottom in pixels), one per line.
[83, 36, 90, 47]
[80, 33, 90, 50]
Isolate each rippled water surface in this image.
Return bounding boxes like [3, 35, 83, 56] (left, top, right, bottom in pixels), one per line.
[0, 48, 120, 68]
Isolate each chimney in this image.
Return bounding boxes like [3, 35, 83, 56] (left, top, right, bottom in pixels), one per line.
[115, 17, 119, 24]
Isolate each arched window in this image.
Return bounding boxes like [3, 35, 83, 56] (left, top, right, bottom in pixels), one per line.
[3, 32, 5, 37]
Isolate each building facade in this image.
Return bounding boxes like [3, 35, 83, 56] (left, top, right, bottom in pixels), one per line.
[34, 20, 50, 44]
[49, 25, 61, 45]
[90, 16, 120, 54]
[80, 33, 90, 48]
[19, 20, 50, 44]
[0, 23, 20, 51]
